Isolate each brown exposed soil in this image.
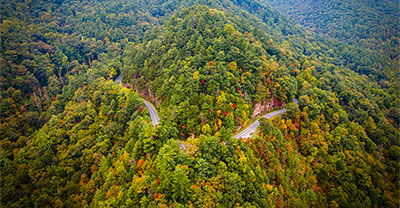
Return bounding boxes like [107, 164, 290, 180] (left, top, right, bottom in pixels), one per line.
[233, 99, 274, 135]
[250, 100, 273, 121]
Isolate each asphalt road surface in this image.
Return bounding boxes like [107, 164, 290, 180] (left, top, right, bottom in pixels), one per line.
[116, 73, 297, 131]
[116, 74, 122, 83]
[234, 98, 298, 139]
[115, 74, 159, 127]
[143, 99, 160, 127]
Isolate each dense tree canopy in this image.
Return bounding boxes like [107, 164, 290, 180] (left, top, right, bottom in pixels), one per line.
[1, 0, 398, 207]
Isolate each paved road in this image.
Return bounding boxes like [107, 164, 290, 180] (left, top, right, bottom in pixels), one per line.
[234, 98, 298, 139]
[116, 73, 296, 131]
[143, 100, 160, 127]
[116, 74, 122, 83]
[115, 74, 160, 127]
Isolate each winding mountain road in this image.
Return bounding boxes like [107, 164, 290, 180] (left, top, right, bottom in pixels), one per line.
[116, 74, 297, 135]
[115, 74, 122, 83]
[143, 100, 160, 127]
[234, 98, 298, 139]
[115, 74, 160, 127]
[233, 109, 287, 139]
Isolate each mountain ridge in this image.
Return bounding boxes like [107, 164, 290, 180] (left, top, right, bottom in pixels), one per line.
[1, 0, 399, 207]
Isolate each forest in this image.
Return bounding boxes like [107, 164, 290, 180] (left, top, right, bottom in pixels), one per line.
[0, 0, 399, 207]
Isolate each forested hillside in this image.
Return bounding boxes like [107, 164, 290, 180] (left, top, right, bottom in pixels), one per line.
[122, 6, 298, 137]
[264, 0, 399, 56]
[263, 0, 400, 84]
[1, 0, 399, 207]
